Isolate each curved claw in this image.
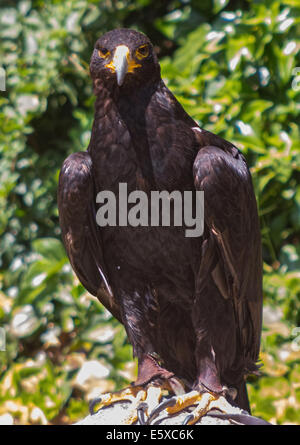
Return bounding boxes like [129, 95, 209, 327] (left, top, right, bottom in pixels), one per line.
[147, 397, 177, 424]
[137, 402, 148, 425]
[89, 397, 102, 415]
[182, 413, 194, 425]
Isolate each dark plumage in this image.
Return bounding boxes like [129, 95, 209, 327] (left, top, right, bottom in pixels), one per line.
[58, 28, 263, 415]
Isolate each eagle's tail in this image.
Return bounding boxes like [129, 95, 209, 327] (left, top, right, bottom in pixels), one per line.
[235, 381, 251, 414]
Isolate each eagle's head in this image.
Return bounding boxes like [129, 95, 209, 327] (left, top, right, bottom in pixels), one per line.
[90, 28, 160, 91]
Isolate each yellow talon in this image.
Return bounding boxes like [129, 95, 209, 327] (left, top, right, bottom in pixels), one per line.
[183, 393, 238, 425]
[166, 390, 204, 415]
[147, 390, 222, 425]
[89, 384, 165, 424]
[183, 392, 216, 425]
[143, 385, 164, 416]
[90, 386, 146, 415]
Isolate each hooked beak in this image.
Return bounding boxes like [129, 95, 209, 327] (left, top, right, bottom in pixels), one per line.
[105, 45, 141, 86]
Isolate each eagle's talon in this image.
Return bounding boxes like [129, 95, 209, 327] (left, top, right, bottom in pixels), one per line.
[147, 396, 177, 424]
[87, 386, 146, 423]
[179, 393, 244, 425]
[182, 414, 194, 425]
[89, 397, 102, 415]
[137, 402, 148, 425]
[148, 390, 221, 425]
[88, 384, 166, 425]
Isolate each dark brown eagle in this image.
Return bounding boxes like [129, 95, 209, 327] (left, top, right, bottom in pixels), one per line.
[58, 28, 263, 425]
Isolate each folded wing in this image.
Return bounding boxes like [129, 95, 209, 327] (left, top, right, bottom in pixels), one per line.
[57, 151, 122, 323]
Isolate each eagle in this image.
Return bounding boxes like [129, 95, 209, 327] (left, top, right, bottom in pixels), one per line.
[58, 28, 263, 425]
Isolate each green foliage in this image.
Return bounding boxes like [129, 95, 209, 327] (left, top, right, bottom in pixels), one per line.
[0, 0, 299, 424]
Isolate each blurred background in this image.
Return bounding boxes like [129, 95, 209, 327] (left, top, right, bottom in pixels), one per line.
[0, 0, 299, 425]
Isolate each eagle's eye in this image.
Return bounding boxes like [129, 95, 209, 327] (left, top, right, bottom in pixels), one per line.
[135, 44, 149, 59]
[98, 48, 110, 58]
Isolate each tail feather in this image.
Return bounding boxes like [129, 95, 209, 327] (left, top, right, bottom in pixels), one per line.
[234, 381, 251, 413]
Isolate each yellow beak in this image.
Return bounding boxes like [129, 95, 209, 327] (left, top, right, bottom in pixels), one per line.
[105, 45, 141, 86]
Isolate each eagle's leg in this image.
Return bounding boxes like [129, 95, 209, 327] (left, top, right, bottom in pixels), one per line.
[92, 287, 183, 423]
[135, 353, 175, 387]
[147, 334, 235, 424]
[88, 353, 168, 421]
[89, 370, 174, 425]
[89, 355, 179, 424]
[134, 354, 186, 424]
[90, 288, 184, 423]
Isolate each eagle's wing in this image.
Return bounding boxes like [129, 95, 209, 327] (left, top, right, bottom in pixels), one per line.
[192, 129, 263, 369]
[57, 151, 122, 323]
